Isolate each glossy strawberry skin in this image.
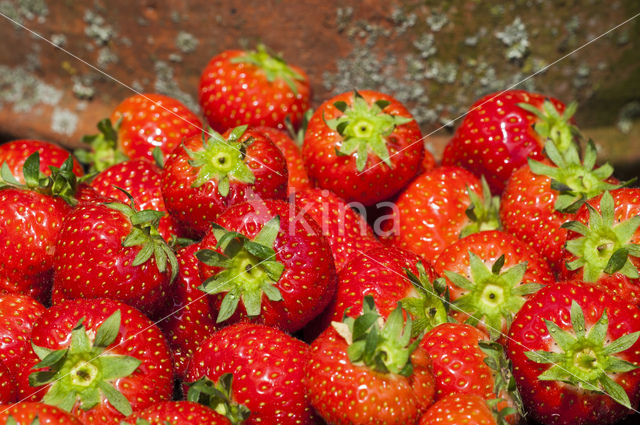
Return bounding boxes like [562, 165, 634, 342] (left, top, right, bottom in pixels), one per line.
[199, 49, 311, 133]
[442, 90, 566, 194]
[126, 401, 231, 425]
[507, 281, 640, 425]
[419, 393, 498, 425]
[254, 126, 311, 194]
[0, 361, 16, 403]
[161, 128, 288, 237]
[0, 402, 85, 425]
[90, 158, 180, 240]
[293, 188, 382, 271]
[51, 202, 174, 318]
[305, 326, 435, 425]
[111, 93, 203, 162]
[185, 323, 320, 425]
[385, 166, 483, 263]
[0, 139, 84, 183]
[0, 188, 72, 303]
[198, 199, 337, 333]
[302, 90, 424, 205]
[156, 243, 216, 379]
[15, 298, 173, 425]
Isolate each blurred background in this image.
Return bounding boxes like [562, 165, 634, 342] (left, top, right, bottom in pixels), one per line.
[0, 0, 639, 173]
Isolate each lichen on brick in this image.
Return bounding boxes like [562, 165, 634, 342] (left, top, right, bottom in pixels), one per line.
[426, 12, 448, 32]
[495, 17, 530, 61]
[51, 108, 78, 136]
[84, 10, 114, 46]
[0, 0, 48, 24]
[0, 65, 62, 112]
[413, 33, 436, 59]
[51, 33, 66, 47]
[176, 31, 198, 53]
[153, 61, 199, 113]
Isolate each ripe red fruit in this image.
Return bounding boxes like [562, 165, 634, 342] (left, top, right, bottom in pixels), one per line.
[507, 281, 640, 425]
[302, 90, 425, 205]
[306, 296, 436, 425]
[0, 361, 16, 403]
[0, 402, 84, 424]
[419, 393, 502, 425]
[442, 90, 569, 194]
[293, 188, 382, 271]
[161, 125, 288, 237]
[51, 200, 178, 318]
[0, 139, 84, 182]
[15, 298, 173, 425]
[385, 166, 500, 263]
[196, 199, 337, 332]
[185, 323, 320, 425]
[200, 45, 311, 132]
[123, 401, 231, 425]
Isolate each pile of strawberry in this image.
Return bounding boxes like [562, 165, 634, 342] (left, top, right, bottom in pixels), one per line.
[1, 45, 640, 425]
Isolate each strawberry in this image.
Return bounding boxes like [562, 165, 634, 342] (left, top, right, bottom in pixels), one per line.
[501, 140, 622, 275]
[385, 166, 500, 263]
[156, 243, 216, 379]
[293, 188, 382, 271]
[185, 323, 320, 425]
[196, 199, 337, 332]
[77, 93, 202, 172]
[302, 90, 425, 205]
[306, 296, 435, 425]
[90, 158, 180, 240]
[561, 189, 640, 304]
[51, 198, 178, 318]
[0, 152, 78, 302]
[15, 298, 173, 424]
[0, 402, 84, 424]
[161, 125, 288, 237]
[199, 45, 311, 133]
[442, 90, 571, 194]
[0, 139, 84, 183]
[254, 126, 311, 193]
[419, 393, 508, 425]
[433, 230, 554, 339]
[0, 362, 17, 404]
[507, 281, 640, 425]
[123, 401, 231, 425]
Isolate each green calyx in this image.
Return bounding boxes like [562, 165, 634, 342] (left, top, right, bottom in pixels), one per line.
[529, 139, 627, 213]
[526, 300, 640, 409]
[75, 118, 128, 173]
[332, 295, 419, 377]
[0, 151, 79, 206]
[186, 126, 255, 197]
[325, 90, 413, 172]
[231, 44, 304, 94]
[479, 341, 525, 420]
[28, 311, 141, 416]
[186, 374, 250, 425]
[446, 254, 543, 340]
[460, 177, 502, 238]
[518, 99, 577, 154]
[196, 216, 285, 324]
[562, 191, 640, 281]
[105, 197, 178, 282]
[400, 262, 452, 338]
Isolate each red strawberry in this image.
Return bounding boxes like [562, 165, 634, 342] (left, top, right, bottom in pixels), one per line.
[442, 90, 570, 194]
[302, 90, 425, 205]
[15, 298, 173, 424]
[433, 230, 554, 339]
[0, 139, 84, 183]
[0, 402, 84, 424]
[385, 166, 500, 263]
[90, 158, 180, 240]
[199, 45, 311, 133]
[501, 138, 622, 276]
[123, 401, 231, 425]
[419, 393, 504, 425]
[185, 323, 320, 425]
[196, 199, 337, 332]
[254, 126, 311, 193]
[0, 361, 17, 404]
[561, 189, 640, 304]
[51, 199, 178, 318]
[306, 296, 436, 425]
[161, 125, 288, 237]
[507, 281, 640, 425]
[156, 243, 216, 379]
[78, 93, 202, 171]
[293, 188, 382, 271]
[0, 153, 78, 302]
